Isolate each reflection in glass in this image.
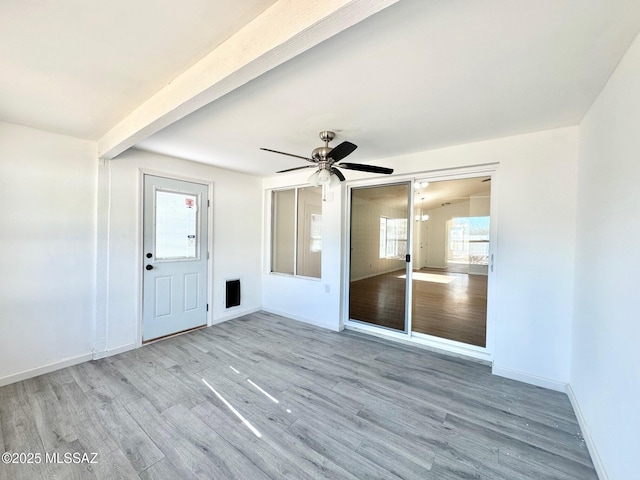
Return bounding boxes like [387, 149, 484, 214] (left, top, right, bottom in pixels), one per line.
[155, 191, 198, 259]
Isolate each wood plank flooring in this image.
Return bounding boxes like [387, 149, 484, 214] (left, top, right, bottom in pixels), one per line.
[0, 312, 596, 479]
[350, 268, 487, 346]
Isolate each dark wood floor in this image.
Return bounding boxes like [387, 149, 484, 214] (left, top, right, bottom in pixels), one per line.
[0, 312, 595, 479]
[350, 268, 487, 346]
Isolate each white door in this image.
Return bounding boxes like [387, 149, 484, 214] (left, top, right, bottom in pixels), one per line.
[143, 175, 208, 342]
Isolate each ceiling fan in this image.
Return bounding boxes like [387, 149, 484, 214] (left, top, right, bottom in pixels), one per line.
[260, 130, 394, 187]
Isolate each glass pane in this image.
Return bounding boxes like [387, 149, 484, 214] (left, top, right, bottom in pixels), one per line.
[350, 183, 410, 331]
[271, 189, 295, 274]
[297, 186, 322, 278]
[448, 216, 490, 267]
[155, 190, 198, 259]
[411, 177, 490, 346]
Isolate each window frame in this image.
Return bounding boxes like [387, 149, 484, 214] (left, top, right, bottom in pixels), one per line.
[270, 186, 322, 279]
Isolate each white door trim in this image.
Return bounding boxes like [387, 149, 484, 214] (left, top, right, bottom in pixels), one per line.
[342, 163, 499, 363]
[137, 168, 214, 347]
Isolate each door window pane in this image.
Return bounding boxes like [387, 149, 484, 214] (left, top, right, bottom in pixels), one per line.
[155, 190, 198, 259]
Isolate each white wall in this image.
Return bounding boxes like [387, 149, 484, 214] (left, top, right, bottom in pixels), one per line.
[263, 126, 578, 388]
[95, 149, 263, 355]
[0, 122, 97, 385]
[571, 33, 640, 480]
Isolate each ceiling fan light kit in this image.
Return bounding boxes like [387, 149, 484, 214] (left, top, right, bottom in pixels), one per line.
[308, 171, 320, 187]
[261, 130, 394, 192]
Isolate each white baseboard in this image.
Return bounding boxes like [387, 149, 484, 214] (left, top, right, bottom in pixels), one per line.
[261, 308, 340, 332]
[0, 352, 93, 387]
[92, 342, 136, 360]
[566, 384, 608, 480]
[211, 306, 261, 325]
[492, 365, 568, 392]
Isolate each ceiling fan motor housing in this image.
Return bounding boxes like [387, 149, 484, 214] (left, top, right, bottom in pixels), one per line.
[312, 146, 333, 161]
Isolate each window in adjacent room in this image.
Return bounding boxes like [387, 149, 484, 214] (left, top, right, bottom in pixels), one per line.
[379, 216, 408, 259]
[271, 186, 322, 278]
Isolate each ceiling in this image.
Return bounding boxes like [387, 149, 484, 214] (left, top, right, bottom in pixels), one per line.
[3, 0, 640, 178]
[0, 0, 277, 138]
[135, 0, 640, 176]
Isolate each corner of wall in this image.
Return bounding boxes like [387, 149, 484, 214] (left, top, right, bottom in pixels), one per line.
[566, 384, 610, 480]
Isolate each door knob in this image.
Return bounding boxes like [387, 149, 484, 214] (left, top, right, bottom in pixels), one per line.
[145, 265, 153, 270]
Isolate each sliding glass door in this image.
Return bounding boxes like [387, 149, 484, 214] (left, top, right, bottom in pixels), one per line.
[347, 175, 491, 350]
[349, 183, 411, 332]
[411, 177, 491, 347]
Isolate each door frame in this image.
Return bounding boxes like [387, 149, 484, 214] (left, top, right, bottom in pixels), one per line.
[343, 163, 498, 362]
[136, 169, 214, 347]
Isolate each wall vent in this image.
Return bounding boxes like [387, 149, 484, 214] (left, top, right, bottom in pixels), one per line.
[225, 279, 241, 308]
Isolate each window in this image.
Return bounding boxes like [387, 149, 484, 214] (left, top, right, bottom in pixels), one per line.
[447, 216, 490, 265]
[271, 186, 322, 278]
[379, 216, 407, 259]
[155, 190, 198, 259]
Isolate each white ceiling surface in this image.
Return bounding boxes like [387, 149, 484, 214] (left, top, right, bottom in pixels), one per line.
[0, 0, 277, 139]
[2, 1, 639, 173]
[136, 0, 640, 177]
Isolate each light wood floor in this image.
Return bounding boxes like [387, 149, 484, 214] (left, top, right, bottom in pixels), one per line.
[0, 312, 596, 479]
[350, 268, 487, 346]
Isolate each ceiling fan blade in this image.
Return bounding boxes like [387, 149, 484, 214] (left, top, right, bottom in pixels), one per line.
[329, 141, 357, 162]
[276, 165, 317, 173]
[330, 167, 345, 181]
[260, 148, 313, 162]
[339, 163, 394, 175]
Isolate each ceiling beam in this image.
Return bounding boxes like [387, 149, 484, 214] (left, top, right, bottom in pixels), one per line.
[98, 0, 398, 159]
